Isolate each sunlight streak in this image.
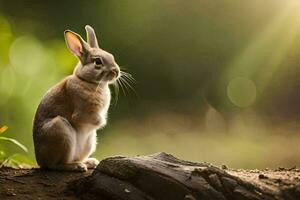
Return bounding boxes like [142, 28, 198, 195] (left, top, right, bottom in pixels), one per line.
[223, 4, 300, 106]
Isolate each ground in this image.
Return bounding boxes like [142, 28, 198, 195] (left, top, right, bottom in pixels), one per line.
[0, 153, 300, 200]
[0, 167, 92, 200]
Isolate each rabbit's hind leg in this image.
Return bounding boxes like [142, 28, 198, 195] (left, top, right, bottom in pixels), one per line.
[36, 116, 85, 171]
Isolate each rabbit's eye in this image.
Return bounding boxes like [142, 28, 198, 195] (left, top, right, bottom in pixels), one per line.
[94, 57, 103, 66]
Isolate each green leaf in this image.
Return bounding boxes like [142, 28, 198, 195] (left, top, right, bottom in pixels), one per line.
[0, 137, 28, 152]
[0, 126, 8, 134]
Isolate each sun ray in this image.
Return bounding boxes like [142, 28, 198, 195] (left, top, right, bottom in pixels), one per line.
[222, 4, 300, 105]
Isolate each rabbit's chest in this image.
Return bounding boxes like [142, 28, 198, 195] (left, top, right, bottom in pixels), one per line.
[80, 89, 110, 113]
[75, 87, 111, 132]
[67, 78, 111, 131]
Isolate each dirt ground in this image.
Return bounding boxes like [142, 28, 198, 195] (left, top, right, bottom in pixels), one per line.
[0, 167, 92, 200]
[0, 165, 299, 200]
[228, 167, 300, 198]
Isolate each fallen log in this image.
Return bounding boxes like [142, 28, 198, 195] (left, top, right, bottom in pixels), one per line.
[70, 152, 300, 200]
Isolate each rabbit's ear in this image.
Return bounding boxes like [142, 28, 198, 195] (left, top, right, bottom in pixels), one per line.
[85, 25, 99, 48]
[64, 30, 89, 57]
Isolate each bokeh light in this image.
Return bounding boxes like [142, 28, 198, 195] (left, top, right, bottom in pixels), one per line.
[0, 66, 15, 106]
[227, 77, 256, 108]
[9, 36, 46, 76]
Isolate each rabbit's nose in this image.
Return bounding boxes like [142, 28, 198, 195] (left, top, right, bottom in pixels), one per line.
[110, 68, 119, 77]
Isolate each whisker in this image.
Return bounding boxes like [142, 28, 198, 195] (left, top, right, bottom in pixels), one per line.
[117, 78, 127, 96]
[120, 76, 137, 97]
[119, 77, 130, 96]
[121, 70, 133, 76]
[120, 76, 134, 91]
[121, 75, 135, 85]
[122, 73, 136, 84]
[121, 71, 136, 83]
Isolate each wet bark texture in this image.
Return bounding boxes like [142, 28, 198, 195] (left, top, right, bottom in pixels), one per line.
[70, 152, 300, 200]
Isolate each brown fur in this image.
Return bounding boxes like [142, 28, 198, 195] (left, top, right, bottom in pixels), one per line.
[33, 25, 120, 171]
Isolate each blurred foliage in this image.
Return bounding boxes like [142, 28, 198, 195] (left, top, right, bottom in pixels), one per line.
[0, 126, 32, 168]
[0, 0, 300, 168]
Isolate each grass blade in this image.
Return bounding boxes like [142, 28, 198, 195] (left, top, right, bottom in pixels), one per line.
[0, 137, 28, 152]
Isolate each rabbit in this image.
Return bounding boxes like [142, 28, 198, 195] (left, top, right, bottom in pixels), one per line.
[33, 25, 120, 172]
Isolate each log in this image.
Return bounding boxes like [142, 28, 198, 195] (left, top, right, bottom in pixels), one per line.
[70, 152, 300, 200]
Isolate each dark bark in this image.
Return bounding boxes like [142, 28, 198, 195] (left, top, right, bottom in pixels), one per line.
[70, 152, 300, 200]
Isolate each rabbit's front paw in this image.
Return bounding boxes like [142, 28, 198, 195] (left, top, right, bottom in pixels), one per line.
[84, 158, 99, 169]
[73, 163, 88, 172]
[72, 111, 106, 128]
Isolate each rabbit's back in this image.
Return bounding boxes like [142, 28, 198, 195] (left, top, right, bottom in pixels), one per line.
[33, 76, 73, 135]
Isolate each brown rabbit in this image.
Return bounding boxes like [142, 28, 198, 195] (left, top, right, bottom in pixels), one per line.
[33, 25, 120, 171]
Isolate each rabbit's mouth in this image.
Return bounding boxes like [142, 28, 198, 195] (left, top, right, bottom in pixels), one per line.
[101, 69, 120, 83]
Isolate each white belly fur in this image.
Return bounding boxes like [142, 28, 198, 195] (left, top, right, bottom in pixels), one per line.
[74, 129, 97, 161]
[73, 88, 110, 162]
